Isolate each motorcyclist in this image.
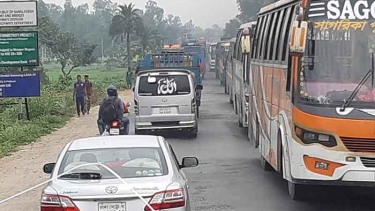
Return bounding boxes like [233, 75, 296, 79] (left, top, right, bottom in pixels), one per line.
[97, 85, 130, 135]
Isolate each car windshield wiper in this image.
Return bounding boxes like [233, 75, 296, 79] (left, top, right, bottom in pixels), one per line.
[59, 172, 102, 180]
[340, 52, 375, 111]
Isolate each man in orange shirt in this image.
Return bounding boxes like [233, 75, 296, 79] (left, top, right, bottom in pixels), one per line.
[199, 59, 204, 74]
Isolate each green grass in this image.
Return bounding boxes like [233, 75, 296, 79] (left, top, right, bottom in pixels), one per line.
[0, 62, 130, 158]
[44, 63, 126, 82]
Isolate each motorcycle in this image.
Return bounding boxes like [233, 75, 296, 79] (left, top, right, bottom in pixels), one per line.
[102, 102, 131, 136]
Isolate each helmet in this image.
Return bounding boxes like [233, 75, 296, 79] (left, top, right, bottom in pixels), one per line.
[107, 85, 118, 96]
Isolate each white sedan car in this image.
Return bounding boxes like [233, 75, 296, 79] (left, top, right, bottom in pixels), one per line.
[41, 135, 199, 211]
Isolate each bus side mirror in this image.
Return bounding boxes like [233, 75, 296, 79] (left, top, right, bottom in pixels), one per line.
[289, 20, 308, 55]
[241, 35, 251, 54]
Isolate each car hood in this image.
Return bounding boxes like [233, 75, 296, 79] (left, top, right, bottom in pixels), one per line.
[45, 176, 171, 199]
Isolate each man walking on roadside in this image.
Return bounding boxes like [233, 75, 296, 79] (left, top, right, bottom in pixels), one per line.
[126, 71, 134, 89]
[73, 75, 86, 117]
[84, 75, 93, 114]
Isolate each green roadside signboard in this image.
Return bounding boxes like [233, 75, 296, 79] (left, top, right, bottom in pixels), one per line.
[0, 31, 39, 67]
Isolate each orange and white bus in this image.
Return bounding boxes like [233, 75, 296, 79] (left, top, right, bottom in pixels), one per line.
[247, 0, 375, 200]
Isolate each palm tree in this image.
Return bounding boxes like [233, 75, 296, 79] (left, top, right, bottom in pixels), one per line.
[138, 26, 161, 57]
[109, 3, 142, 73]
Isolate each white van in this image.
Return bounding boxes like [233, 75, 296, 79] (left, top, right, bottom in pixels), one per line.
[133, 69, 203, 138]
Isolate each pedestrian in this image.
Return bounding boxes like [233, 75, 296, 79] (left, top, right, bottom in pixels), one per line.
[84, 75, 93, 114]
[73, 75, 86, 117]
[126, 71, 134, 89]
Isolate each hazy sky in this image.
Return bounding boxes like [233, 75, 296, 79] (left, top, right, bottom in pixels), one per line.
[43, 0, 240, 28]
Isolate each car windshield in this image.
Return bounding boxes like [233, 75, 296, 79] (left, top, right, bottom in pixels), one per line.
[300, 0, 375, 105]
[58, 147, 168, 179]
[138, 75, 191, 96]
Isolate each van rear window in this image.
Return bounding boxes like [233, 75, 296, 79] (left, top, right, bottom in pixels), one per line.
[138, 75, 191, 96]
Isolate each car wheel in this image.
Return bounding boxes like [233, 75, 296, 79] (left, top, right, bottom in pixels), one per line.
[288, 181, 306, 200]
[260, 156, 273, 171]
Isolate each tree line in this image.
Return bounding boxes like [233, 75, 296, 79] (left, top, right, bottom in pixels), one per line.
[36, 0, 230, 77]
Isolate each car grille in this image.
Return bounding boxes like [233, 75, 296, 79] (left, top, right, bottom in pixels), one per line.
[341, 137, 375, 153]
[360, 157, 375, 168]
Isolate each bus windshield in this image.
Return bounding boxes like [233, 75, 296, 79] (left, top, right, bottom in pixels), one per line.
[301, 0, 375, 105]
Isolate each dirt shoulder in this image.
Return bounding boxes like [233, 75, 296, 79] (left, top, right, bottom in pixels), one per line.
[0, 90, 133, 211]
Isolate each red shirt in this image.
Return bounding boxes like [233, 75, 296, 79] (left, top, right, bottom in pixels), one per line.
[85, 81, 93, 95]
[122, 101, 129, 113]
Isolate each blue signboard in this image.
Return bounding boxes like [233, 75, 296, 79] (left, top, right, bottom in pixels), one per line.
[0, 71, 40, 98]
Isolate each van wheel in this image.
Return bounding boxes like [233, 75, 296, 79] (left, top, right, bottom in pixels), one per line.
[196, 107, 200, 118]
[187, 126, 198, 139]
[288, 181, 306, 200]
[135, 129, 143, 135]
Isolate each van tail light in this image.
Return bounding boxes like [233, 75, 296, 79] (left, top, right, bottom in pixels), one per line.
[191, 98, 196, 113]
[111, 121, 119, 127]
[144, 188, 185, 211]
[134, 99, 139, 115]
[41, 194, 80, 211]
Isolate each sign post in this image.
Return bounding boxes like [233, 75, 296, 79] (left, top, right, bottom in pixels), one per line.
[0, 1, 39, 120]
[0, 31, 39, 67]
[0, 1, 38, 27]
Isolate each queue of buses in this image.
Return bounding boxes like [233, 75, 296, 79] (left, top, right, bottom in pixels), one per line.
[212, 0, 375, 200]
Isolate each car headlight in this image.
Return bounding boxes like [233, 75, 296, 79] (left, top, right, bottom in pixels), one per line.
[294, 126, 337, 147]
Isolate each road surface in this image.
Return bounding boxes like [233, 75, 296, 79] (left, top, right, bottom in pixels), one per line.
[1, 73, 375, 211]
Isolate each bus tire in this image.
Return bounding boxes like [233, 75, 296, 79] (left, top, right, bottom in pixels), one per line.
[254, 118, 260, 148]
[260, 156, 273, 171]
[238, 119, 243, 127]
[234, 97, 238, 114]
[288, 181, 306, 201]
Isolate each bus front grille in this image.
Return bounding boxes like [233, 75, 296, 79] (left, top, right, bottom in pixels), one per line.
[360, 157, 375, 168]
[341, 137, 375, 153]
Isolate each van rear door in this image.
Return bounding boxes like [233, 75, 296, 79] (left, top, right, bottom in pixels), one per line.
[136, 72, 194, 121]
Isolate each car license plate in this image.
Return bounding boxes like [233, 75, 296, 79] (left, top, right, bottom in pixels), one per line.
[109, 128, 120, 135]
[98, 202, 126, 211]
[159, 107, 171, 114]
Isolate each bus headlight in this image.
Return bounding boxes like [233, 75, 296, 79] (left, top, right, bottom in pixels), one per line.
[294, 126, 337, 147]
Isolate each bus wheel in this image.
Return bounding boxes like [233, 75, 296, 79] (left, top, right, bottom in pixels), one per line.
[238, 119, 243, 127]
[260, 156, 273, 171]
[288, 181, 305, 201]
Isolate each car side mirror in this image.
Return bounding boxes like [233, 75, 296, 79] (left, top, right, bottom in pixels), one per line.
[181, 157, 199, 168]
[43, 163, 55, 174]
[195, 85, 203, 91]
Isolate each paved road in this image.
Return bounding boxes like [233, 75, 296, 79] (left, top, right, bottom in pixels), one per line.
[160, 72, 375, 211]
